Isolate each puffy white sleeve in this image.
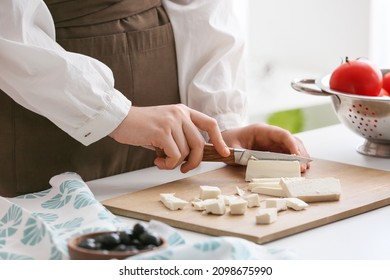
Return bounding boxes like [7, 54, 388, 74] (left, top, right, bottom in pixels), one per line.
[163, 0, 247, 132]
[0, 0, 131, 146]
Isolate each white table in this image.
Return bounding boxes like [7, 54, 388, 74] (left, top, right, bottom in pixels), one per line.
[87, 124, 390, 260]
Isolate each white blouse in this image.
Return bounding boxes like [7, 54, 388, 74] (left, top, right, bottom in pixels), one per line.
[0, 0, 247, 146]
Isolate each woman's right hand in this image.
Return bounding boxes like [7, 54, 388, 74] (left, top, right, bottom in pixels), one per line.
[109, 104, 230, 173]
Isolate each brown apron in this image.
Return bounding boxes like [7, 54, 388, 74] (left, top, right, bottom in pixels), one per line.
[0, 0, 180, 197]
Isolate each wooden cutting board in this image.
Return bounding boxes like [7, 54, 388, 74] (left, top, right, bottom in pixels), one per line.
[102, 159, 390, 244]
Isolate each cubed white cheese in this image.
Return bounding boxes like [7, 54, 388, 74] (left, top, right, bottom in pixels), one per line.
[255, 208, 278, 224]
[265, 198, 287, 212]
[281, 177, 341, 202]
[220, 195, 239, 206]
[199, 185, 221, 200]
[284, 197, 309, 211]
[250, 186, 286, 197]
[229, 198, 248, 215]
[244, 193, 260, 208]
[203, 198, 226, 215]
[245, 160, 301, 181]
[191, 198, 206, 211]
[160, 193, 188, 210]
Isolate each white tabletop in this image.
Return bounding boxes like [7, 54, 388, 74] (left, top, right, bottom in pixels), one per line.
[87, 124, 390, 260]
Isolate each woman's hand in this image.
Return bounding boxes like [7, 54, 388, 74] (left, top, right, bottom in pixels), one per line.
[109, 104, 230, 173]
[221, 123, 310, 172]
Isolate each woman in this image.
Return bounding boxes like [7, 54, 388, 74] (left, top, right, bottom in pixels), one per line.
[0, 0, 309, 197]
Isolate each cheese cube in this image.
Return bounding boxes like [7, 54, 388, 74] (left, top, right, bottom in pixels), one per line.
[160, 193, 188, 210]
[255, 208, 278, 224]
[265, 198, 287, 212]
[199, 185, 221, 199]
[229, 198, 248, 215]
[244, 193, 260, 208]
[245, 160, 301, 181]
[203, 198, 226, 215]
[285, 197, 309, 211]
[281, 177, 341, 202]
[221, 195, 239, 206]
[191, 198, 206, 211]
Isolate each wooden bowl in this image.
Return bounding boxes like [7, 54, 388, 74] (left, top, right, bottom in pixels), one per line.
[67, 230, 166, 260]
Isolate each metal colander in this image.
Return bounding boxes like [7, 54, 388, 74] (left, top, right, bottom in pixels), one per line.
[291, 70, 390, 157]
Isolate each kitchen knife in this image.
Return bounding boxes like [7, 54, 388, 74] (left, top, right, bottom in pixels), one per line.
[156, 143, 312, 165]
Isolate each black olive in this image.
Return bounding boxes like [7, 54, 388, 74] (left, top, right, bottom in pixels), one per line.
[132, 223, 146, 238]
[78, 238, 101, 250]
[118, 231, 131, 245]
[95, 232, 121, 249]
[76, 224, 162, 254]
[139, 231, 161, 247]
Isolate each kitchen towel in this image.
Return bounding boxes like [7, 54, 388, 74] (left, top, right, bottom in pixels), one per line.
[0, 172, 297, 260]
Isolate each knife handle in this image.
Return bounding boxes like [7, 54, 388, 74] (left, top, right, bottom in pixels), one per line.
[155, 143, 236, 164]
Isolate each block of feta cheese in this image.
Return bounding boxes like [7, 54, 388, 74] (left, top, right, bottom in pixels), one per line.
[265, 198, 287, 212]
[255, 208, 278, 224]
[244, 193, 260, 208]
[160, 193, 188, 210]
[229, 198, 248, 215]
[245, 160, 301, 181]
[284, 197, 309, 211]
[203, 198, 226, 215]
[199, 185, 221, 200]
[280, 177, 341, 202]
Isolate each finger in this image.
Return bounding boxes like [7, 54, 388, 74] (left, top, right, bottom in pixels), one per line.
[153, 136, 181, 170]
[179, 120, 205, 173]
[188, 109, 230, 157]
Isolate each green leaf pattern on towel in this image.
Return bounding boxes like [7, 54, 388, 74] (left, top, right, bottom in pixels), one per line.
[193, 239, 221, 252]
[33, 213, 59, 224]
[53, 217, 84, 235]
[73, 191, 96, 209]
[41, 179, 82, 209]
[0, 252, 34, 260]
[0, 204, 23, 237]
[19, 189, 51, 199]
[21, 217, 46, 246]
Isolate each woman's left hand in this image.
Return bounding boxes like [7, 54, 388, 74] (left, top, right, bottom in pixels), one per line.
[221, 123, 310, 172]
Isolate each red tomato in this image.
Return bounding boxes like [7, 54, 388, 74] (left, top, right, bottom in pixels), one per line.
[329, 57, 382, 96]
[382, 72, 390, 94]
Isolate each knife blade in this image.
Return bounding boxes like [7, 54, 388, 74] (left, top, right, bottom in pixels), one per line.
[156, 143, 312, 165]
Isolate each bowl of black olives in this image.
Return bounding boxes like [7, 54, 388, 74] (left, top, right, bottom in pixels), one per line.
[67, 223, 166, 260]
